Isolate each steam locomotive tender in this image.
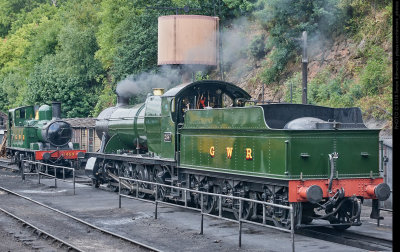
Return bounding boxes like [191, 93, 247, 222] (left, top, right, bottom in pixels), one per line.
[6, 102, 85, 170]
[86, 80, 390, 229]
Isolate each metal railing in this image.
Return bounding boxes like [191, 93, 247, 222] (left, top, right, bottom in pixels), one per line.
[21, 160, 76, 195]
[118, 177, 295, 251]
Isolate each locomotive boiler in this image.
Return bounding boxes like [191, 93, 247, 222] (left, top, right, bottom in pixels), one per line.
[86, 80, 390, 229]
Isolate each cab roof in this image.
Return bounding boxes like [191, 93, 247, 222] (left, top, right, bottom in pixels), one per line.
[162, 80, 251, 100]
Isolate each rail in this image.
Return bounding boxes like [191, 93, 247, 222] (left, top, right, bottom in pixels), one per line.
[21, 160, 76, 195]
[118, 176, 296, 252]
[0, 186, 161, 252]
[0, 207, 83, 251]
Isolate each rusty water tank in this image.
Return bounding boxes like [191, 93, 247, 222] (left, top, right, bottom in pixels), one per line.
[158, 15, 219, 66]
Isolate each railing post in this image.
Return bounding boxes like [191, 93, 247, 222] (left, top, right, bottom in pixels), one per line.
[54, 167, 57, 188]
[200, 193, 204, 235]
[263, 203, 266, 225]
[38, 164, 41, 184]
[63, 168, 65, 180]
[21, 160, 25, 181]
[184, 188, 187, 208]
[219, 195, 222, 217]
[239, 200, 242, 247]
[136, 181, 139, 198]
[36, 162, 39, 184]
[73, 169, 75, 195]
[119, 177, 121, 208]
[155, 184, 158, 219]
[290, 204, 295, 252]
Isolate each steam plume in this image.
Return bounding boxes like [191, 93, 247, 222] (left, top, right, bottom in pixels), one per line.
[116, 65, 181, 98]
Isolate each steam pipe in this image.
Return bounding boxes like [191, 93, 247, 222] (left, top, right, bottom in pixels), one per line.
[328, 152, 338, 193]
[302, 31, 308, 104]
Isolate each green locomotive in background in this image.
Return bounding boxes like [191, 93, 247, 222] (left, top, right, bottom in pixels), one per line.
[86, 80, 390, 229]
[7, 102, 85, 169]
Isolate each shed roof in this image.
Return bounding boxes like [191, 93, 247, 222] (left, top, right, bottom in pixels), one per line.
[64, 118, 95, 128]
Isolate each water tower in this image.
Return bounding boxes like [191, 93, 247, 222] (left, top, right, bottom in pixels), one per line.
[158, 14, 219, 82]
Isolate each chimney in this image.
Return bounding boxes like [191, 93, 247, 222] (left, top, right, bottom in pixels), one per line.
[52, 101, 61, 120]
[116, 95, 129, 107]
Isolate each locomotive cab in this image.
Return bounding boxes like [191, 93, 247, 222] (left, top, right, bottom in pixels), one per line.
[163, 80, 251, 125]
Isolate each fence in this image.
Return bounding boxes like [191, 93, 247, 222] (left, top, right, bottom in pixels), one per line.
[21, 160, 76, 195]
[118, 177, 296, 251]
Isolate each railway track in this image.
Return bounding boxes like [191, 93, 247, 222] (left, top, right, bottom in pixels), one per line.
[0, 158, 16, 170]
[0, 186, 161, 252]
[298, 226, 392, 251]
[0, 161, 392, 251]
[0, 207, 82, 251]
[0, 158, 92, 184]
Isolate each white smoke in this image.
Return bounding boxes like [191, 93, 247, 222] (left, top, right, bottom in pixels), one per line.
[220, 17, 254, 66]
[116, 65, 181, 98]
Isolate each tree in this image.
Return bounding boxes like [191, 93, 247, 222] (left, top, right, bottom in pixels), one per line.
[255, 0, 342, 84]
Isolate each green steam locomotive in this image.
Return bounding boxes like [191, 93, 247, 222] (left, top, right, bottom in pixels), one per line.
[6, 102, 85, 169]
[85, 80, 390, 229]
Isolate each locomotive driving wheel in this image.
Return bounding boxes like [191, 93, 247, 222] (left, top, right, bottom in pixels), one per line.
[119, 162, 133, 194]
[133, 164, 150, 198]
[153, 165, 169, 201]
[231, 184, 252, 221]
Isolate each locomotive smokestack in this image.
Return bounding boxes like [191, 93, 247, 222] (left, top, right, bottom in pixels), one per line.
[116, 95, 129, 107]
[52, 101, 61, 120]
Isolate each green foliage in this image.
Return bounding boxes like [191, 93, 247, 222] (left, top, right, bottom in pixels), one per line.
[0, 0, 47, 36]
[0, 72, 27, 109]
[284, 69, 355, 108]
[359, 47, 391, 96]
[195, 71, 210, 81]
[339, 0, 391, 36]
[283, 72, 302, 104]
[0, 0, 392, 126]
[92, 82, 116, 116]
[112, 6, 164, 81]
[171, 0, 256, 19]
[95, 0, 137, 70]
[27, 54, 98, 118]
[260, 47, 290, 85]
[25, 0, 105, 117]
[255, 0, 344, 84]
[248, 34, 265, 60]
